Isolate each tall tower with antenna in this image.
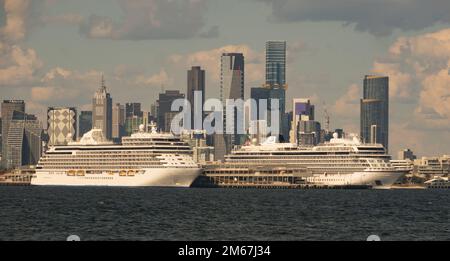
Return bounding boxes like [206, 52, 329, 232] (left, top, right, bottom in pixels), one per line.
[101, 73, 106, 91]
[322, 103, 331, 133]
[92, 74, 113, 140]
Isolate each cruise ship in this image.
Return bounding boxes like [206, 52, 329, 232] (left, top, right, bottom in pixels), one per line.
[204, 134, 407, 189]
[31, 125, 201, 187]
[424, 177, 449, 189]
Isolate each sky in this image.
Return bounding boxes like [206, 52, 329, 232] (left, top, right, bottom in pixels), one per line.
[0, 0, 449, 157]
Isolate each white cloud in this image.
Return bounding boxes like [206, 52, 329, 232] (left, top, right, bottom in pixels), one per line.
[169, 44, 264, 92]
[32, 68, 102, 104]
[372, 62, 414, 102]
[332, 84, 360, 119]
[372, 28, 450, 130]
[258, 0, 450, 36]
[133, 69, 173, 87]
[79, 0, 216, 40]
[0, 45, 42, 86]
[369, 28, 450, 155]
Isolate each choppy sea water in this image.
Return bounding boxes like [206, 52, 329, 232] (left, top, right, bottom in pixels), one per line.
[0, 187, 448, 241]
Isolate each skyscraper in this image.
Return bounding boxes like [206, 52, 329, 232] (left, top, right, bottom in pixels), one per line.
[112, 103, 125, 141]
[47, 107, 77, 146]
[5, 111, 42, 169]
[297, 120, 321, 146]
[250, 87, 286, 140]
[398, 149, 417, 161]
[125, 103, 142, 118]
[290, 99, 314, 143]
[265, 41, 287, 89]
[1, 100, 26, 168]
[78, 111, 92, 138]
[157, 90, 185, 132]
[263, 41, 288, 141]
[216, 53, 245, 160]
[92, 75, 113, 140]
[187, 66, 205, 129]
[360, 75, 389, 151]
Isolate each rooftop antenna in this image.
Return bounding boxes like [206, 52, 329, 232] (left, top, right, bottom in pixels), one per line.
[101, 73, 106, 91]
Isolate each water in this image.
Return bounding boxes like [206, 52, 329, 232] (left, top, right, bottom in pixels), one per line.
[0, 187, 448, 241]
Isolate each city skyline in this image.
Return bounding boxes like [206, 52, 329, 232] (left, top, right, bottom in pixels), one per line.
[0, 0, 449, 156]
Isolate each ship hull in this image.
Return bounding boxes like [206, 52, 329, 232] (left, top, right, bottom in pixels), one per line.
[31, 168, 201, 187]
[307, 170, 406, 189]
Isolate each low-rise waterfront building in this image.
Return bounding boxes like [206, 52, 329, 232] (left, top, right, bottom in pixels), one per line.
[413, 155, 450, 178]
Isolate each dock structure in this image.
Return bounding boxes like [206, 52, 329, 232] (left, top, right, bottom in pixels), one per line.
[0, 168, 34, 186]
[195, 162, 372, 189]
[193, 173, 371, 190]
[0, 173, 32, 186]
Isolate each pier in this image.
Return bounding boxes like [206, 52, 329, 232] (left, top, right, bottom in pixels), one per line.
[0, 170, 33, 186]
[192, 175, 372, 189]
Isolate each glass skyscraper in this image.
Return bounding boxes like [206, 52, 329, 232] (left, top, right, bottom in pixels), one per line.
[360, 75, 389, 151]
[1, 100, 26, 169]
[112, 103, 125, 141]
[157, 90, 185, 132]
[265, 41, 286, 88]
[187, 66, 205, 129]
[78, 111, 92, 139]
[5, 111, 42, 169]
[216, 53, 245, 160]
[290, 98, 316, 145]
[250, 87, 286, 140]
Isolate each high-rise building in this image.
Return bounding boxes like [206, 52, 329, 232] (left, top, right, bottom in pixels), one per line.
[112, 103, 125, 141]
[265, 41, 287, 89]
[5, 111, 42, 169]
[125, 116, 143, 136]
[1, 100, 26, 168]
[250, 87, 286, 140]
[157, 90, 185, 132]
[150, 103, 158, 119]
[297, 120, 321, 146]
[123, 103, 143, 136]
[398, 149, 417, 161]
[164, 111, 179, 133]
[142, 111, 151, 131]
[181, 130, 213, 164]
[249, 120, 269, 144]
[290, 98, 315, 144]
[78, 111, 92, 138]
[47, 107, 77, 146]
[92, 75, 113, 140]
[187, 66, 205, 129]
[213, 133, 227, 162]
[218, 53, 245, 160]
[125, 103, 142, 118]
[360, 75, 389, 151]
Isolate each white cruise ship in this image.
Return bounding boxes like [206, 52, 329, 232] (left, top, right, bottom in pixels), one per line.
[31, 125, 201, 187]
[424, 177, 449, 189]
[205, 134, 407, 189]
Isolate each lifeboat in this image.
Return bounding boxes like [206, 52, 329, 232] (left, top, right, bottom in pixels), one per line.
[67, 170, 76, 176]
[127, 170, 135, 176]
[119, 170, 127, 177]
[108, 171, 114, 175]
[76, 170, 85, 176]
